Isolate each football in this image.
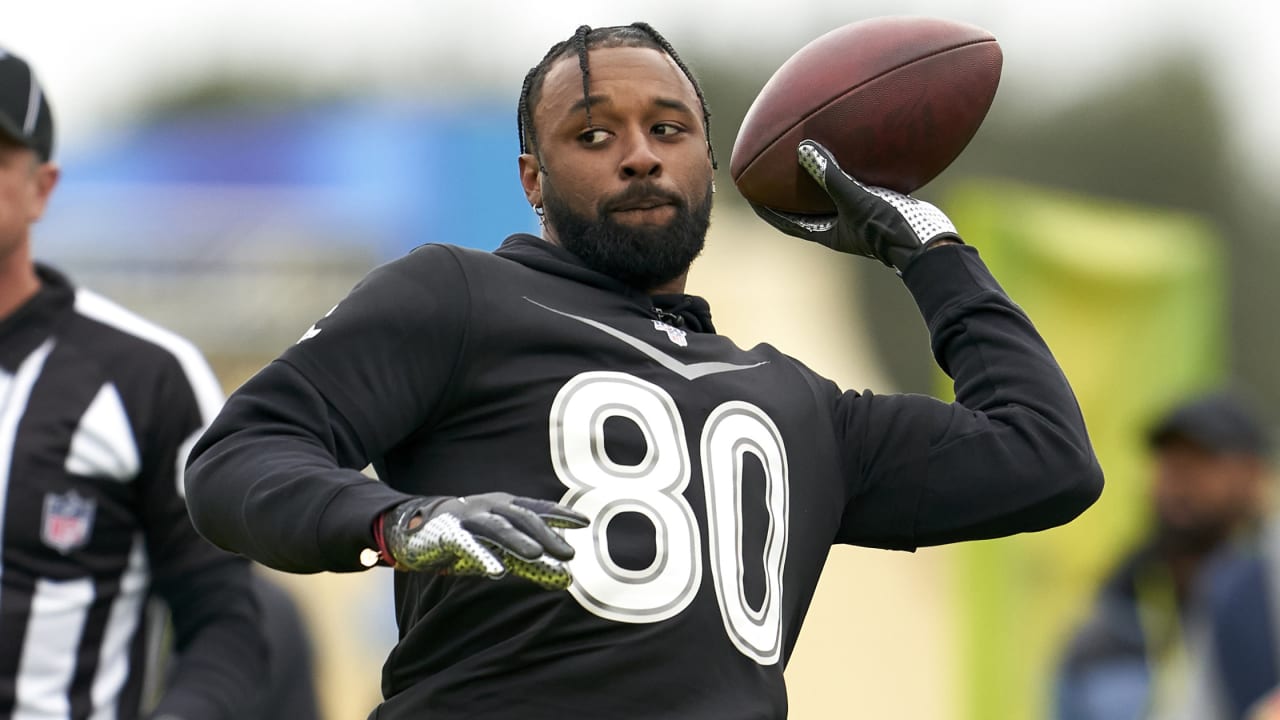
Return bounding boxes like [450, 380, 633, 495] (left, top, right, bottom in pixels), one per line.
[730, 16, 1003, 215]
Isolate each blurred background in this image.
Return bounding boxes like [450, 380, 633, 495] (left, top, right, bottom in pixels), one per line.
[9, 0, 1280, 717]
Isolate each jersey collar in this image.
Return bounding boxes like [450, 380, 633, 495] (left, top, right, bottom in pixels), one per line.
[0, 263, 74, 373]
[494, 234, 715, 333]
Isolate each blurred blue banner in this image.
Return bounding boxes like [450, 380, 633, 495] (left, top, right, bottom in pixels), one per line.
[40, 100, 537, 261]
[30, 101, 538, 357]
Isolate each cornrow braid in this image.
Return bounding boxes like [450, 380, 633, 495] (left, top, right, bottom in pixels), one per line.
[516, 22, 717, 171]
[573, 25, 593, 129]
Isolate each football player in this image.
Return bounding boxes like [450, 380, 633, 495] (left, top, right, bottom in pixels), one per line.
[186, 23, 1103, 719]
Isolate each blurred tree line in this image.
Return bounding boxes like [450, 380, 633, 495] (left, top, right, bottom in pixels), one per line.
[696, 49, 1280, 429]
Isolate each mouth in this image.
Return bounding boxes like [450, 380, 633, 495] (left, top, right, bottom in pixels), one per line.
[607, 194, 682, 224]
[611, 197, 676, 213]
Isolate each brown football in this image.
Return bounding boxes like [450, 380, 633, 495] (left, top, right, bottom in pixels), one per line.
[730, 16, 1002, 214]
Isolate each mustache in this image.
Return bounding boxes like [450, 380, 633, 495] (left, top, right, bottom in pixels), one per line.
[600, 184, 686, 214]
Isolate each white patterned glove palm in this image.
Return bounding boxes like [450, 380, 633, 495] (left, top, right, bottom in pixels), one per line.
[377, 493, 588, 590]
[751, 139, 963, 271]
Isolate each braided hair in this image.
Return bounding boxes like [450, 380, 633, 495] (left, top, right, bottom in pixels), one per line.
[516, 22, 716, 170]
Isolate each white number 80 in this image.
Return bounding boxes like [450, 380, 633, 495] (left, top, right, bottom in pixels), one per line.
[550, 371, 789, 665]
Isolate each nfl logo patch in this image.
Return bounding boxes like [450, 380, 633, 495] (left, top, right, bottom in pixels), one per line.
[42, 490, 96, 555]
[652, 320, 688, 347]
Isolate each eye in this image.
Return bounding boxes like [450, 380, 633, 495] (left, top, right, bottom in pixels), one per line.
[579, 128, 611, 146]
[652, 123, 684, 137]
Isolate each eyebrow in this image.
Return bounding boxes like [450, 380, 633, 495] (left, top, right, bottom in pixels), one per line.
[567, 94, 697, 117]
[568, 94, 610, 114]
[654, 97, 696, 116]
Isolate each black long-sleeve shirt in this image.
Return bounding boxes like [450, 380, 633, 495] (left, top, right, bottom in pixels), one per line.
[0, 265, 265, 719]
[187, 235, 1102, 719]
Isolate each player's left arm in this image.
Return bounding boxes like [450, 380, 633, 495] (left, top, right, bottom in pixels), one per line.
[831, 244, 1103, 548]
[134, 353, 266, 720]
[759, 141, 1103, 548]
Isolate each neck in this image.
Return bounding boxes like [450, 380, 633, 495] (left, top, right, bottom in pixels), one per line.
[1156, 529, 1233, 605]
[648, 272, 688, 295]
[0, 240, 41, 322]
[1166, 550, 1208, 606]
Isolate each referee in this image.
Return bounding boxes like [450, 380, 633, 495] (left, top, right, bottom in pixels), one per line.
[0, 49, 265, 719]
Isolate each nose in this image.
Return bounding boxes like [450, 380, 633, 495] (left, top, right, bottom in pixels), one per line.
[619, 132, 662, 179]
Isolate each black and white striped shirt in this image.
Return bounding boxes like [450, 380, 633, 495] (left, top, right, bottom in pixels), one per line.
[0, 264, 264, 720]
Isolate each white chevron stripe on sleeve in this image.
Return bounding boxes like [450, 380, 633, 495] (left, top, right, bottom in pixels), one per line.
[64, 383, 140, 481]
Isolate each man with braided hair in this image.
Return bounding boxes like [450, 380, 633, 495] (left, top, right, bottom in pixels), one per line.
[185, 22, 1103, 718]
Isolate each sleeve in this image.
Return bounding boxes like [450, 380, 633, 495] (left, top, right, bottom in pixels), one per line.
[185, 244, 471, 572]
[833, 244, 1103, 549]
[133, 346, 267, 720]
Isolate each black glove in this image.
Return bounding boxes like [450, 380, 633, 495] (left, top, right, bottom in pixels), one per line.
[750, 139, 963, 271]
[376, 493, 589, 590]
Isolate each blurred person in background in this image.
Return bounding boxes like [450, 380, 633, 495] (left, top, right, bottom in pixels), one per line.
[185, 22, 1103, 719]
[1178, 485, 1280, 719]
[144, 576, 322, 719]
[242, 577, 322, 719]
[1056, 391, 1269, 720]
[0, 48, 318, 719]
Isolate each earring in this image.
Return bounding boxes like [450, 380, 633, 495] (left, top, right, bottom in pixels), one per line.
[711, 180, 717, 194]
[533, 205, 545, 218]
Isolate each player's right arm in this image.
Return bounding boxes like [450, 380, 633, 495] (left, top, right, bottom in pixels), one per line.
[185, 356, 406, 572]
[185, 245, 580, 576]
[758, 141, 1103, 549]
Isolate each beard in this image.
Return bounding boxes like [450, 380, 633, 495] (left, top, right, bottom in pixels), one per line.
[1154, 515, 1237, 556]
[541, 178, 713, 293]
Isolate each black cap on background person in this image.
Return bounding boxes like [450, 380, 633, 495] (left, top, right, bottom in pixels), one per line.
[1149, 391, 1270, 459]
[0, 48, 54, 161]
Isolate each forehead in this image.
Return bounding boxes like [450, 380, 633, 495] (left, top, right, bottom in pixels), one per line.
[537, 45, 698, 122]
[1155, 436, 1238, 466]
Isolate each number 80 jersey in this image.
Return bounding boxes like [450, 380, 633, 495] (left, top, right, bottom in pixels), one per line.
[279, 235, 868, 719]
[202, 231, 1101, 719]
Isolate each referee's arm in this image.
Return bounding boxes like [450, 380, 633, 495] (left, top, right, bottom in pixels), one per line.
[142, 357, 266, 720]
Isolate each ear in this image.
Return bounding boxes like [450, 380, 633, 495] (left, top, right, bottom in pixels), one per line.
[27, 162, 59, 224]
[518, 153, 543, 209]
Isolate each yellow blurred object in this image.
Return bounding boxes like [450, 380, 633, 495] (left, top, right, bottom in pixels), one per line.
[943, 180, 1225, 720]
